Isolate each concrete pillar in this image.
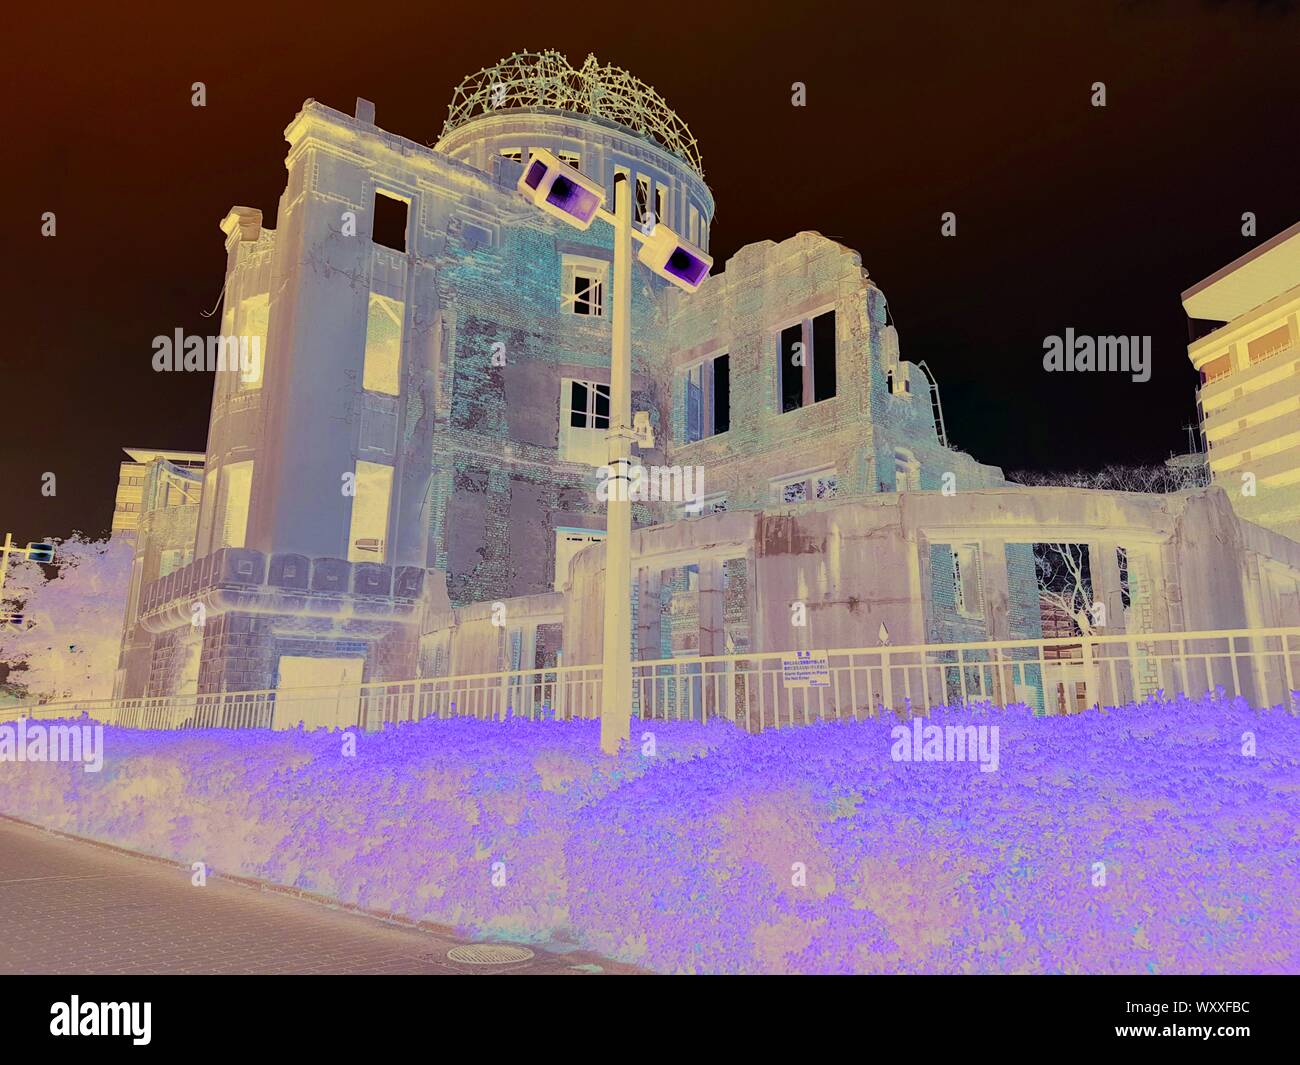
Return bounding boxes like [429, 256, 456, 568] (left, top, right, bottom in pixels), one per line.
[905, 534, 928, 646]
[1089, 540, 1127, 635]
[979, 538, 1011, 642]
[1230, 338, 1248, 372]
[636, 566, 662, 661]
[699, 557, 726, 657]
[1241, 553, 1280, 706]
[915, 533, 933, 643]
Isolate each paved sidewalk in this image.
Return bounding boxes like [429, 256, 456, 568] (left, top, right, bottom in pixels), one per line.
[0, 817, 636, 975]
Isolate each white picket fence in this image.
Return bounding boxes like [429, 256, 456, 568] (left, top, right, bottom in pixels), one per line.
[2, 627, 1297, 733]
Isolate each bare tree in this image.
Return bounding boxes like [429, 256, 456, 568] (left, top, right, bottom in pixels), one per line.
[1009, 463, 1209, 494]
[1034, 542, 1097, 637]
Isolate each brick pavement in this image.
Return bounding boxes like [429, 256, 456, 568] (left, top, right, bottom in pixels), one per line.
[0, 817, 638, 975]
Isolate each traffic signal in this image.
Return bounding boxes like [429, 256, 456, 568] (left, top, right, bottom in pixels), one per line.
[26, 542, 54, 563]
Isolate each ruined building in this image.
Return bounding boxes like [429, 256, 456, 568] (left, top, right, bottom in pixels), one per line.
[117, 52, 1300, 704]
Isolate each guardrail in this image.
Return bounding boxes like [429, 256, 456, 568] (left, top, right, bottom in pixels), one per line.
[3, 627, 1296, 733]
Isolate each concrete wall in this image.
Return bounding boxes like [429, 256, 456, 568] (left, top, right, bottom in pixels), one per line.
[424, 486, 1300, 674]
[660, 232, 1004, 511]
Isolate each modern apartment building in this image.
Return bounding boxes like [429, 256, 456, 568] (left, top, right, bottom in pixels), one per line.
[1184, 220, 1300, 541]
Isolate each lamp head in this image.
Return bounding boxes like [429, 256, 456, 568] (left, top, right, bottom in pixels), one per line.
[636, 222, 712, 292]
[517, 148, 605, 230]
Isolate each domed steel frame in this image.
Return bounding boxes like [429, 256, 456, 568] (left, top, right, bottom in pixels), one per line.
[439, 51, 705, 180]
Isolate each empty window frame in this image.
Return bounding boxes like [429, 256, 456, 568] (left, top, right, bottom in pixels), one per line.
[499, 147, 525, 162]
[893, 448, 921, 492]
[778, 310, 837, 412]
[654, 184, 668, 229]
[347, 460, 394, 563]
[773, 469, 836, 505]
[568, 380, 611, 429]
[236, 293, 269, 390]
[562, 255, 607, 317]
[951, 544, 984, 619]
[683, 353, 730, 442]
[218, 460, 254, 550]
[815, 473, 839, 500]
[558, 150, 581, 171]
[371, 190, 409, 252]
[635, 174, 652, 226]
[198, 466, 218, 552]
[559, 379, 611, 466]
[363, 293, 403, 395]
[683, 494, 727, 519]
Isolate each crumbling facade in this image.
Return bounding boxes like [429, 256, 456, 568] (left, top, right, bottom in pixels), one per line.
[121, 52, 1300, 700]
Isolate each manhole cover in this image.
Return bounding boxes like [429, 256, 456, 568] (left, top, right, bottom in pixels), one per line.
[447, 944, 535, 965]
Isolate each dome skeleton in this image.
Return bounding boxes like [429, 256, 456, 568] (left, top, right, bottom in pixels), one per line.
[439, 51, 705, 180]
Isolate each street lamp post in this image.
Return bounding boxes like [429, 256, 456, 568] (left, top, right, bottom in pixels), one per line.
[516, 149, 712, 754]
[599, 173, 635, 755]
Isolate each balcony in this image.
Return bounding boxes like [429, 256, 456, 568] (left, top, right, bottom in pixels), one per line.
[1197, 349, 1300, 408]
[137, 548, 428, 634]
[1203, 372, 1300, 435]
[1212, 441, 1300, 484]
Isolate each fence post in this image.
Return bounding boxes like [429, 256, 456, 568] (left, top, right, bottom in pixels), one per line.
[882, 648, 893, 715]
[1082, 638, 1098, 711]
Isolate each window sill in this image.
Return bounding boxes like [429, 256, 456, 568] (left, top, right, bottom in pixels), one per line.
[678, 429, 731, 448]
[778, 394, 839, 416]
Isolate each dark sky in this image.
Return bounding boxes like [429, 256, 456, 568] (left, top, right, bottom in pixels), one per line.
[5, 0, 1299, 545]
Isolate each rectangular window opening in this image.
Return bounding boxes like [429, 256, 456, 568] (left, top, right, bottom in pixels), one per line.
[684, 353, 730, 442]
[779, 324, 804, 413]
[363, 293, 403, 395]
[372, 191, 409, 253]
[635, 175, 651, 225]
[219, 460, 254, 550]
[348, 460, 394, 563]
[812, 310, 837, 402]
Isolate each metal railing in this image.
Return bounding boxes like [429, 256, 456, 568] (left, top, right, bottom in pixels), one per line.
[2, 627, 1296, 733]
